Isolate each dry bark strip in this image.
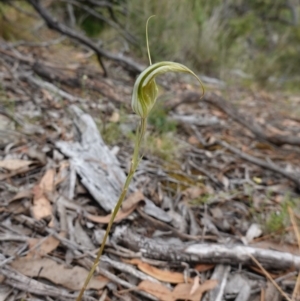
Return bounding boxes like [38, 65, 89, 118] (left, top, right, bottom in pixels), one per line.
[113, 227, 300, 271]
[172, 91, 300, 147]
[27, 0, 144, 75]
[56, 105, 127, 211]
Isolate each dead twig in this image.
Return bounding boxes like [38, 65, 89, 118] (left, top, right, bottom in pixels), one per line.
[249, 254, 293, 301]
[26, 0, 144, 76]
[113, 227, 300, 270]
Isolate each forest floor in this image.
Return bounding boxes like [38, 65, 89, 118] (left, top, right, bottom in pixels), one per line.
[1, 6, 300, 301]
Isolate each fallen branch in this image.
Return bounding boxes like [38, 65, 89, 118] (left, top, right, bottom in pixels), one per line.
[113, 226, 300, 271]
[60, 0, 137, 45]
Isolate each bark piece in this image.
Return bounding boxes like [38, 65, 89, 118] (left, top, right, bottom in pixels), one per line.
[207, 265, 231, 301]
[56, 105, 127, 211]
[225, 273, 251, 301]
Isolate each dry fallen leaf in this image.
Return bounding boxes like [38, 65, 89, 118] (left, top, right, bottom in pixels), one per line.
[39, 168, 55, 193]
[138, 279, 217, 301]
[194, 263, 215, 272]
[31, 169, 56, 227]
[127, 258, 191, 284]
[266, 125, 288, 136]
[0, 159, 33, 171]
[109, 111, 120, 123]
[9, 189, 33, 203]
[182, 186, 205, 200]
[138, 281, 173, 301]
[121, 190, 144, 211]
[172, 279, 218, 301]
[188, 136, 199, 145]
[87, 191, 144, 224]
[26, 232, 65, 258]
[32, 187, 53, 225]
[11, 257, 108, 291]
[189, 276, 200, 296]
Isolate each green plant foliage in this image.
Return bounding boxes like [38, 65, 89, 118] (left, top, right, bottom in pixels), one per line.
[189, 193, 211, 205]
[120, 0, 300, 88]
[80, 15, 105, 37]
[0, 3, 33, 41]
[265, 195, 297, 233]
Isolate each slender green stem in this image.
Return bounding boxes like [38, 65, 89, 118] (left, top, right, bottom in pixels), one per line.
[76, 118, 147, 301]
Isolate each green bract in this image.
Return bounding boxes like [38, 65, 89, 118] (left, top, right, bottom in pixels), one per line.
[131, 61, 204, 118]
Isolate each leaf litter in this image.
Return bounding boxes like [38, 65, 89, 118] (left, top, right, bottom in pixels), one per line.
[0, 4, 300, 301]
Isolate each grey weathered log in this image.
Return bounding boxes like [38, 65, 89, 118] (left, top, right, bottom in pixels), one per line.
[56, 105, 126, 211]
[113, 226, 300, 270]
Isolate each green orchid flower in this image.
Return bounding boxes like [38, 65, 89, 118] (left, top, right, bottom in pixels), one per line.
[77, 17, 204, 301]
[132, 61, 204, 118]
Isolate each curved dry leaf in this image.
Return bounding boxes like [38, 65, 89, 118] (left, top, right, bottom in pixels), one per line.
[39, 169, 56, 193]
[173, 279, 217, 301]
[132, 259, 191, 284]
[9, 189, 33, 203]
[138, 279, 217, 301]
[194, 263, 215, 272]
[121, 190, 144, 211]
[189, 276, 200, 295]
[87, 191, 144, 224]
[26, 232, 66, 258]
[138, 281, 173, 301]
[0, 159, 33, 171]
[31, 169, 56, 227]
[11, 258, 108, 291]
